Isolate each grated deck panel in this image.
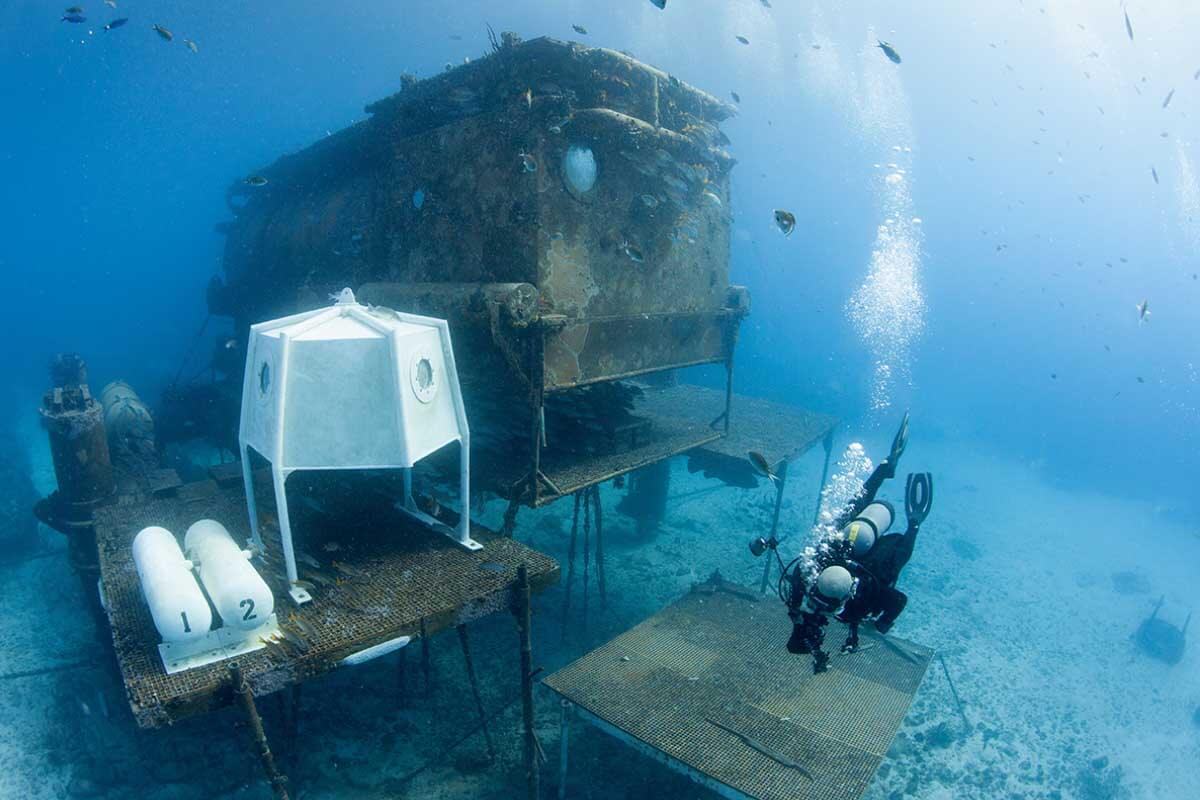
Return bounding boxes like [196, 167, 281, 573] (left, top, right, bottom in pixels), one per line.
[95, 478, 558, 728]
[544, 580, 931, 800]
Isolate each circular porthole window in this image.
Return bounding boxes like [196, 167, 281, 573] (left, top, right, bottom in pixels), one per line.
[410, 351, 438, 403]
[258, 361, 271, 396]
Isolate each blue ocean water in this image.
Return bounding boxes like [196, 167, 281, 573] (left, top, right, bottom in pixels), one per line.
[2, 1, 1198, 798]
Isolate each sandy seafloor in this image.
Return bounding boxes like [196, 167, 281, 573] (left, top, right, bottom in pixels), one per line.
[2, 409, 1198, 800]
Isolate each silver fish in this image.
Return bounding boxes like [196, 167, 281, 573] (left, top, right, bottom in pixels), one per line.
[153, 24, 173, 41]
[1124, 10, 1134, 41]
[184, 38, 198, 54]
[244, 175, 268, 187]
[1162, 88, 1174, 109]
[1136, 299, 1150, 324]
[774, 209, 796, 236]
[747, 451, 779, 484]
[572, 25, 588, 35]
[621, 240, 645, 264]
[519, 152, 537, 173]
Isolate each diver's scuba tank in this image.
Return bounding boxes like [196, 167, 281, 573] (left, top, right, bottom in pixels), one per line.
[841, 501, 894, 557]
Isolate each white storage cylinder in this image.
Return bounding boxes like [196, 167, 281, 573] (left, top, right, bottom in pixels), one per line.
[184, 519, 274, 631]
[132, 526, 213, 644]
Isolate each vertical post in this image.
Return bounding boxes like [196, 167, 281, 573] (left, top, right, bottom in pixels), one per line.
[758, 460, 789, 595]
[810, 431, 835, 529]
[420, 618, 432, 698]
[397, 645, 408, 708]
[241, 446, 264, 551]
[229, 663, 291, 800]
[561, 494, 581, 640]
[458, 624, 496, 761]
[592, 487, 606, 607]
[557, 700, 571, 800]
[722, 356, 734, 434]
[581, 491, 591, 636]
[516, 564, 538, 800]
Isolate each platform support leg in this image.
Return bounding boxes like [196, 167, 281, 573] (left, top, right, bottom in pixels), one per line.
[758, 461, 790, 595]
[229, 663, 290, 800]
[558, 700, 571, 800]
[561, 493, 581, 640]
[397, 645, 408, 708]
[458, 624, 496, 761]
[516, 564, 539, 800]
[592, 486, 606, 608]
[281, 685, 300, 769]
[811, 430, 835, 529]
[420, 618, 432, 698]
[582, 491, 591, 636]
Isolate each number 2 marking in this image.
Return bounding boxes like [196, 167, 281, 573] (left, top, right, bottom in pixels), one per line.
[240, 599, 257, 621]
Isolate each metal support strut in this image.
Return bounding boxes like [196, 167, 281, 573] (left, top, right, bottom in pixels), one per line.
[229, 663, 291, 800]
[515, 564, 539, 800]
[458, 624, 496, 761]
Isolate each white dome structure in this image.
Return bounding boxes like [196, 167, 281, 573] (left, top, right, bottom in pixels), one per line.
[238, 288, 478, 604]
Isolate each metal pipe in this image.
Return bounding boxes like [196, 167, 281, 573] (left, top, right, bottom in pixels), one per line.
[562, 493, 581, 640]
[516, 564, 539, 800]
[458, 624, 496, 760]
[810, 431, 835, 529]
[758, 460, 789, 595]
[558, 700, 571, 800]
[593, 487, 606, 606]
[420, 618, 432, 698]
[228, 663, 291, 800]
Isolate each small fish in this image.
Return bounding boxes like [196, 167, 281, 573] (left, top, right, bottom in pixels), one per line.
[1136, 376, 1145, 384]
[760, 0, 772, 7]
[288, 613, 319, 640]
[877, 40, 902, 64]
[223, 337, 238, 350]
[747, 451, 780, 484]
[774, 209, 796, 236]
[296, 551, 322, 569]
[522, 87, 532, 109]
[65, 5, 83, 12]
[640, 194, 659, 208]
[731, 91, 741, 103]
[104, 17, 127, 30]
[244, 175, 268, 187]
[1162, 89, 1175, 109]
[449, 34, 462, 40]
[702, 189, 722, 207]
[1195, 68, 1200, 81]
[1124, 10, 1134, 41]
[152, 24, 173, 41]
[1136, 299, 1150, 324]
[519, 152, 537, 173]
[736, 36, 750, 46]
[649, 0, 666, 8]
[61, 14, 86, 23]
[621, 241, 645, 263]
[1151, 167, 1159, 185]
[331, 560, 367, 579]
[104, 0, 116, 7]
[291, 578, 317, 592]
[572, 24, 588, 35]
[184, 38, 198, 53]
[322, 541, 341, 553]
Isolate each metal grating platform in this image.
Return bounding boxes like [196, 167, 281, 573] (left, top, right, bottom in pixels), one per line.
[640, 385, 839, 488]
[95, 477, 558, 728]
[544, 579, 931, 800]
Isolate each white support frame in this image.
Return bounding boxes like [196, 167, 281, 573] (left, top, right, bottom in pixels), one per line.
[238, 300, 479, 607]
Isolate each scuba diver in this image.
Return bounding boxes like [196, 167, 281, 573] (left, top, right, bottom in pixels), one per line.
[752, 413, 934, 673]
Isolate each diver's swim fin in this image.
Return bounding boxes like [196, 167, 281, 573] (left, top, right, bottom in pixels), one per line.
[905, 472, 933, 526]
[888, 411, 910, 466]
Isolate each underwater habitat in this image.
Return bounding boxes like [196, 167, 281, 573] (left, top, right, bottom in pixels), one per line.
[3, 1, 1200, 798]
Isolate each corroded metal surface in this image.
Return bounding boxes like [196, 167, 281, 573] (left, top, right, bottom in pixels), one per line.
[216, 35, 744, 508]
[95, 479, 558, 728]
[544, 579, 931, 800]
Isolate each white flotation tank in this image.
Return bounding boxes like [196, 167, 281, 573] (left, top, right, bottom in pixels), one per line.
[132, 526, 213, 643]
[184, 519, 274, 630]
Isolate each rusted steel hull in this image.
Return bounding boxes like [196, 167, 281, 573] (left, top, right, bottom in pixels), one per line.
[215, 35, 746, 505]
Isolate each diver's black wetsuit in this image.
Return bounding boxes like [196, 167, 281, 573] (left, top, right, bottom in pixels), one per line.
[840, 524, 918, 635]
